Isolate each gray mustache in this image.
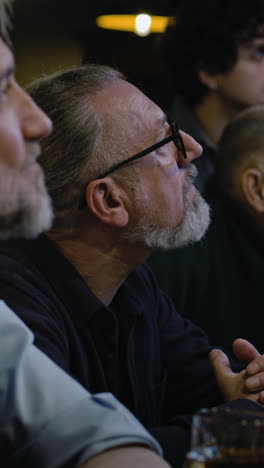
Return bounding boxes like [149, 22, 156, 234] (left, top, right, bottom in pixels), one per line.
[25, 142, 42, 164]
[184, 164, 198, 189]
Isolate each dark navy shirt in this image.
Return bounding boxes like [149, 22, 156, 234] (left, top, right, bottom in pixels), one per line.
[0, 235, 257, 467]
[150, 182, 264, 354]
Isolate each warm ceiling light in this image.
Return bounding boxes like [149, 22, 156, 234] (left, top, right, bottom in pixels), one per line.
[135, 14, 152, 36]
[96, 14, 172, 36]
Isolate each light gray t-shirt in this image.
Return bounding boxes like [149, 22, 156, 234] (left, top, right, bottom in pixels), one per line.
[0, 300, 161, 467]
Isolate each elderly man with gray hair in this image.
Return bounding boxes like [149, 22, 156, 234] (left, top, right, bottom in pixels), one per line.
[1, 64, 264, 467]
[0, 1, 169, 467]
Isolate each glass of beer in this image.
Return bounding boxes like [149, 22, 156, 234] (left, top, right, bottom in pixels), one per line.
[185, 406, 264, 467]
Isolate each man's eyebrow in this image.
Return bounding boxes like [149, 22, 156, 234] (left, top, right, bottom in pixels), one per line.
[242, 37, 264, 49]
[0, 65, 14, 82]
[156, 115, 167, 129]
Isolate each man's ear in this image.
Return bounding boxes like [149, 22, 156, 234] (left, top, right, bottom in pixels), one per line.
[85, 178, 129, 227]
[197, 69, 218, 91]
[241, 168, 264, 213]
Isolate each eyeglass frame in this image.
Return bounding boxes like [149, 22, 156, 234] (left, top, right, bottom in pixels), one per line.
[79, 120, 187, 208]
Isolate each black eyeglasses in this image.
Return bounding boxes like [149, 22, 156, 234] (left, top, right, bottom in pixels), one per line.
[96, 120, 187, 180]
[79, 120, 187, 208]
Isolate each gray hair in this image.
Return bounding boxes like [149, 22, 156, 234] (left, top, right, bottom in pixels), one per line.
[216, 105, 264, 193]
[0, 0, 13, 46]
[27, 65, 124, 230]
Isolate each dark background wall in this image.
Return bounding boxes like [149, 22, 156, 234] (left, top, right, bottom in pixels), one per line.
[12, 0, 180, 110]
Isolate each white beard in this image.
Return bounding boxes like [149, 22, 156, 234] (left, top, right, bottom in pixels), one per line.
[0, 143, 53, 240]
[123, 164, 210, 250]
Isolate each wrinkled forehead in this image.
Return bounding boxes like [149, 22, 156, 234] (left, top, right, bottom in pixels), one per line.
[93, 79, 166, 137]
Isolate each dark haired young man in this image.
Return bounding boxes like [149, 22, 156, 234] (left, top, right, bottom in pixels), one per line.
[162, 0, 264, 191]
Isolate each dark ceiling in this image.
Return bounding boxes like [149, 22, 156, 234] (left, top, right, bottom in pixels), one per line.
[12, 0, 180, 108]
[13, 0, 179, 35]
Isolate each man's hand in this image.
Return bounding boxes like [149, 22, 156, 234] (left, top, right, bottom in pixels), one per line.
[209, 338, 264, 405]
[233, 338, 260, 364]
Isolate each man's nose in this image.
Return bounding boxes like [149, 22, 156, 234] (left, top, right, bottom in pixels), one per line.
[178, 130, 203, 167]
[20, 86, 53, 141]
